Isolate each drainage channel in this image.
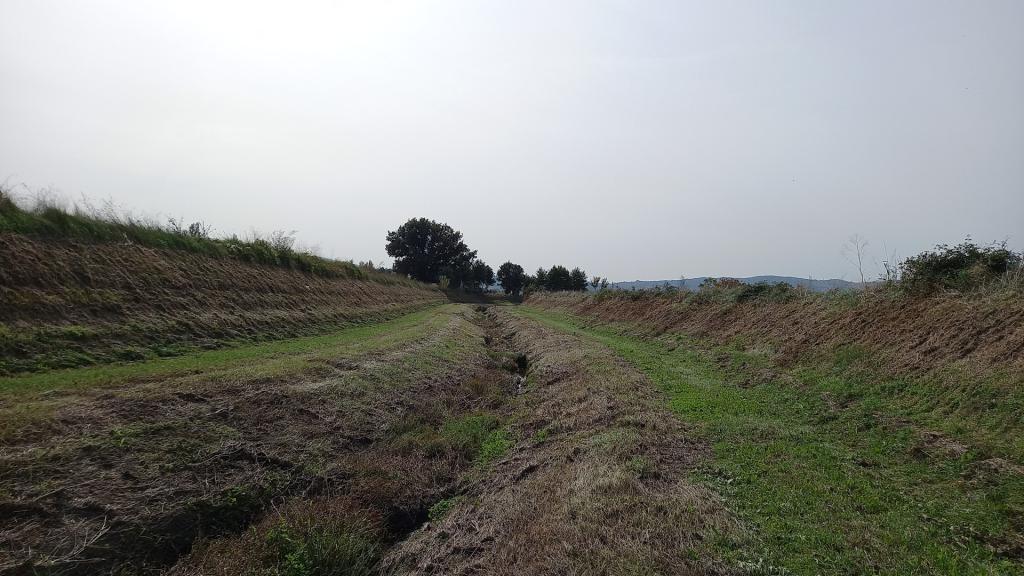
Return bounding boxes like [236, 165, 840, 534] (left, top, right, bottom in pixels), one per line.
[162, 304, 528, 576]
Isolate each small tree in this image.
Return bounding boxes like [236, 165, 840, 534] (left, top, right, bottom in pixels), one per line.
[471, 261, 495, 292]
[533, 268, 548, 291]
[570, 268, 588, 291]
[843, 234, 869, 287]
[497, 262, 526, 297]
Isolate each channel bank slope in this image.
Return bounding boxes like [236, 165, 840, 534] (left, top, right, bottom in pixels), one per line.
[0, 232, 443, 374]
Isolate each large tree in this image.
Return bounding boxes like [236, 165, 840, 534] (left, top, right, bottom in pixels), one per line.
[497, 262, 526, 297]
[385, 218, 477, 283]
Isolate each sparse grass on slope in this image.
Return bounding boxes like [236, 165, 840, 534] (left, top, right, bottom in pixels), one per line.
[518, 306, 1024, 575]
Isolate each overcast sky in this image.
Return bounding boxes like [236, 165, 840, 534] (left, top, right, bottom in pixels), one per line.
[2, 1, 1021, 281]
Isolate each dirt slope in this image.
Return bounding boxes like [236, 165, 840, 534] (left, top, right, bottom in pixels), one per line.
[0, 233, 443, 374]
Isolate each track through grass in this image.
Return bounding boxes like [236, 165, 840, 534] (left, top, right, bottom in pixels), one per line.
[516, 306, 1023, 575]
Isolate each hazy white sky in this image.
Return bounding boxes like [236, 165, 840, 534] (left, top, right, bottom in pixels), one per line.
[2, 0, 1021, 281]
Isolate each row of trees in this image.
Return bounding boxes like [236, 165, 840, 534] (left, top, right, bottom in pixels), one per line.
[385, 218, 598, 297]
[386, 219, 1021, 299]
[494, 263, 594, 297]
[530, 266, 589, 292]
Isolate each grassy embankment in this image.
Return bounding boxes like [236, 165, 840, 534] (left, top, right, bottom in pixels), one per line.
[0, 189, 405, 283]
[0, 190, 444, 375]
[0, 304, 447, 393]
[517, 305, 1023, 575]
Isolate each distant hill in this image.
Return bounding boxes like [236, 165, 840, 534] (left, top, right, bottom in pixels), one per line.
[609, 276, 863, 293]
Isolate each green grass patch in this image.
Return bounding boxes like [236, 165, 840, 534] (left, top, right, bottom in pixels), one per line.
[428, 496, 462, 522]
[440, 414, 512, 464]
[478, 428, 513, 464]
[441, 414, 498, 457]
[516, 306, 1023, 575]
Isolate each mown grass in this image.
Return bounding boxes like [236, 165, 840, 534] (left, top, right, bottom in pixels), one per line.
[517, 306, 1023, 575]
[0, 301, 444, 375]
[0, 305, 460, 444]
[0, 305, 453, 396]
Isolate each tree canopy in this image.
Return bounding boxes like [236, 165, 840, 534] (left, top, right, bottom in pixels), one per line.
[385, 218, 600, 296]
[497, 262, 526, 297]
[385, 218, 477, 284]
[529, 265, 589, 292]
[471, 261, 496, 291]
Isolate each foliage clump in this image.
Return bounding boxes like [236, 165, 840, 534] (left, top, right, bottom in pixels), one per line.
[259, 510, 381, 576]
[497, 262, 527, 297]
[526, 265, 590, 293]
[897, 239, 1021, 295]
[385, 217, 495, 291]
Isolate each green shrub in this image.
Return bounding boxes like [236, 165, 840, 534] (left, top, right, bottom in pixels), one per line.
[735, 282, 797, 303]
[898, 240, 1021, 294]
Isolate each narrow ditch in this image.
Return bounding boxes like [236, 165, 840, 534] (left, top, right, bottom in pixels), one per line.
[163, 304, 528, 576]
